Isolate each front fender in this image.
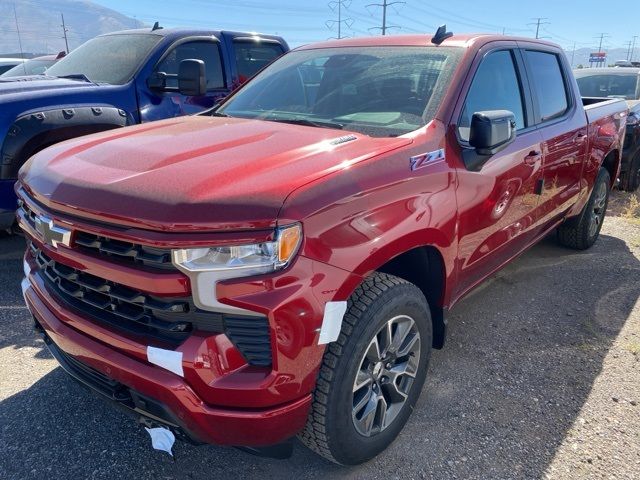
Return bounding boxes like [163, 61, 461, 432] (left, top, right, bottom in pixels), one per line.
[1, 105, 130, 179]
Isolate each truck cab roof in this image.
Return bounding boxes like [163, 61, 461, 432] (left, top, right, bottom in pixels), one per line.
[101, 27, 287, 44]
[297, 34, 561, 50]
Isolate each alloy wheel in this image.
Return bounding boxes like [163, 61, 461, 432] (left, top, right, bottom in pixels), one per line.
[589, 180, 607, 238]
[352, 315, 421, 437]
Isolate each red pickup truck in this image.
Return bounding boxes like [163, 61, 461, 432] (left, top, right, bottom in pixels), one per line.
[17, 31, 626, 465]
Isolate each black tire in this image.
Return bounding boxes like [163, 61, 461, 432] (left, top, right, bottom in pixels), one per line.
[299, 272, 432, 465]
[620, 152, 640, 192]
[557, 168, 610, 250]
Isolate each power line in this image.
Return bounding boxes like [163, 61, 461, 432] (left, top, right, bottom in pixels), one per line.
[326, 0, 353, 39]
[366, 0, 404, 36]
[528, 17, 550, 39]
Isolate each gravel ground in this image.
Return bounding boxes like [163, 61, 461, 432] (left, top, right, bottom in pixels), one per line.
[1, 192, 639, 480]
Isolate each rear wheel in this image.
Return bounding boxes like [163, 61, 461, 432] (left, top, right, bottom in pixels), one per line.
[557, 168, 610, 250]
[299, 273, 432, 465]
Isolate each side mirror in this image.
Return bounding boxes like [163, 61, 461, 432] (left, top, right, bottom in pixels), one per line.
[147, 71, 167, 90]
[469, 110, 517, 156]
[178, 59, 206, 96]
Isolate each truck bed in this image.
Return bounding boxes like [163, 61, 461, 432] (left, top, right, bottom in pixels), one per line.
[583, 97, 628, 124]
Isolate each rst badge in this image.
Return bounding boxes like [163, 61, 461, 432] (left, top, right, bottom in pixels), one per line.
[410, 148, 445, 171]
[34, 214, 72, 248]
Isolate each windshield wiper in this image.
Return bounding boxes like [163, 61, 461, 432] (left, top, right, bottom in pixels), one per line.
[56, 74, 92, 83]
[267, 118, 344, 130]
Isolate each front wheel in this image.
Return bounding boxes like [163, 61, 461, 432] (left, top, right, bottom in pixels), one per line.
[299, 273, 432, 465]
[557, 168, 610, 250]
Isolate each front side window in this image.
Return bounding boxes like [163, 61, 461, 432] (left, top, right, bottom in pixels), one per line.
[47, 34, 161, 85]
[458, 50, 525, 142]
[233, 41, 284, 82]
[155, 41, 225, 90]
[218, 46, 462, 137]
[525, 50, 569, 121]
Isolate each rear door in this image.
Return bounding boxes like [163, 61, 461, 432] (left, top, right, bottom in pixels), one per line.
[226, 36, 286, 87]
[453, 44, 545, 298]
[519, 45, 588, 223]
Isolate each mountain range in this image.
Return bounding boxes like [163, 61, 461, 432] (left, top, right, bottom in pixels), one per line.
[0, 0, 143, 56]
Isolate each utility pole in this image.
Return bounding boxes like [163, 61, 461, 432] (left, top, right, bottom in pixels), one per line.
[596, 33, 609, 67]
[631, 35, 638, 62]
[61, 13, 69, 53]
[12, 3, 25, 70]
[626, 40, 633, 61]
[326, 0, 353, 39]
[367, 0, 404, 36]
[528, 17, 549, 39]
[570, 42, 576, 68]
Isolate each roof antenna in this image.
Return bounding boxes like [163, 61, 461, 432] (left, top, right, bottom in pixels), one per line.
[151, 21, 163, 31]
[431, 24, 453, 45]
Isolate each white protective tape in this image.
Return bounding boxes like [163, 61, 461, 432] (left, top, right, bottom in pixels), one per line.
[146, 346, 184, 377]
[145, 427, 175, 456]
[21, 277, 30, 296]
[318, 301, 348, 345]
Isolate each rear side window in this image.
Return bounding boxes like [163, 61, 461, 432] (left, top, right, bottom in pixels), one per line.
[524, 51, 569, 122]
[458, 50, 525, 142]
[155, 41, 225, 90]
[233, 41, 284, 82]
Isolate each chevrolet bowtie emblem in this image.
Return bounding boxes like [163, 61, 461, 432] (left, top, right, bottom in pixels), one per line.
[34, 215, 72, 248]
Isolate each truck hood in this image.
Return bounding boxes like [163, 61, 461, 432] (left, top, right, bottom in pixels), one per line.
[0, 75, 98, 96]
[19, 116, 412, 232]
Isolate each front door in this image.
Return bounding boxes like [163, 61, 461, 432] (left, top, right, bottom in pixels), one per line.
[453, 47, 544, 298]
[139, 39, 229, 122]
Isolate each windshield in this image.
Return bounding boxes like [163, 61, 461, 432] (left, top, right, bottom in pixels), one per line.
[575, 73, 640, 100]
[0, 59, 56, 77]
[46, 34, 162, 85]
[218, 46, 462, 137]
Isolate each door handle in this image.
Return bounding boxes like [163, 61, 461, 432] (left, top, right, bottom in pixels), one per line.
[524, 150, 541, 166]
[574, 133, 588, 144]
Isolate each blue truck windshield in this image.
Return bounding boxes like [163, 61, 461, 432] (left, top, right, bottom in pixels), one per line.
[46, 34, 162, 85]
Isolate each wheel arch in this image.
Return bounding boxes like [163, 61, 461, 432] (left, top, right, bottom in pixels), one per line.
[338, 237, 451, 350]
[0, 105, 129, 178]
[601, 148, 621, 188]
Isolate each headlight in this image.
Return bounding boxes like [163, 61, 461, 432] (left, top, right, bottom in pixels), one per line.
[171, 224, 303, 314]
[172, 223, 302, 273]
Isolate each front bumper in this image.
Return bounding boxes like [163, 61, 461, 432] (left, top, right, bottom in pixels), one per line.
[24, 281, 311, 447]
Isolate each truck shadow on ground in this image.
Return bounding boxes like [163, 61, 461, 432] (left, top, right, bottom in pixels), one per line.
[1, 231, 639, 479]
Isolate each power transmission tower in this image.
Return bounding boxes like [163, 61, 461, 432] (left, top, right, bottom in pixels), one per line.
[326, 0, 353, 39]
[528, 17, 549, 39]
[61, 13, 69, 53]
[366, 0, 405, 36]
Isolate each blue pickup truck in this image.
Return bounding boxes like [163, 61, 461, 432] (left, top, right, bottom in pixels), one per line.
[0, 26, 288, 230]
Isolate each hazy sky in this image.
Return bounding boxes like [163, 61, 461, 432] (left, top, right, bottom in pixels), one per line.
[93, 0, 639, 53]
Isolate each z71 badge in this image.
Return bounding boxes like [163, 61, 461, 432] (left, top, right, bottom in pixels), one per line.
[410, 148, 445, 171]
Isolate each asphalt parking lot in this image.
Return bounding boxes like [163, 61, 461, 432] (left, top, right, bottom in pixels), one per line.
[1, 193, 639, 480]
